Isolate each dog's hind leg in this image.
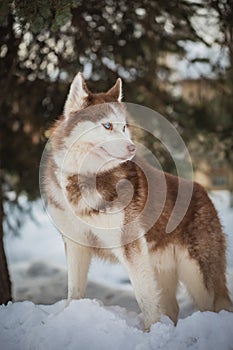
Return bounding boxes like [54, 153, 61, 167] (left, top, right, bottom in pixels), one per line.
[177, 249, 215, 311]
[64, 237, 92, 304]
[213, 274, 233, 312]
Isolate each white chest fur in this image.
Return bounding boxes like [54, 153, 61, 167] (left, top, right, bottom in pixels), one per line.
[48, 194, 124, 249]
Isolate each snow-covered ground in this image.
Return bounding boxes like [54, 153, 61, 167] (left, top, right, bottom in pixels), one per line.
[1, 300, 233, 350]
[1, 191, 233, 349]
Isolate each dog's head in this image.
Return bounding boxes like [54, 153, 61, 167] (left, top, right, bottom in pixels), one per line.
[53, 73, 135, 174]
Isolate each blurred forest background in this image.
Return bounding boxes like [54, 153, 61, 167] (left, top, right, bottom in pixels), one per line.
[0, 0, 233, 303]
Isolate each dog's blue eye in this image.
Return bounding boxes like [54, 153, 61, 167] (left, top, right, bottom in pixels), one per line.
[103, 122, 112, 130]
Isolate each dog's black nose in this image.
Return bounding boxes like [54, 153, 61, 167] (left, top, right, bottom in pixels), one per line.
[127, 144, 136, 153]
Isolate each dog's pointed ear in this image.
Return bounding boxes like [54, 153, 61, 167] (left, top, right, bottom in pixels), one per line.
[64, 72, 89, 118]
[107, 78, 123, 102]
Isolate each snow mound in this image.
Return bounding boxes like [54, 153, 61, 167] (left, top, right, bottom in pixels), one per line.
[0, 300, 233, 350]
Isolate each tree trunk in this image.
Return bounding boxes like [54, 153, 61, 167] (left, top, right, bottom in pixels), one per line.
[230, 190, 233, 208]
[0, 189, 12, 304]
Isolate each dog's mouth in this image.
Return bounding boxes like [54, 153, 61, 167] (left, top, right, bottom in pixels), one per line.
[100, 146, 134, 161]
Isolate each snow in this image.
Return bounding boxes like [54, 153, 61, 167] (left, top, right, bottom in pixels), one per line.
[1, 191, 233, 349]
[0, 300, 233, 350]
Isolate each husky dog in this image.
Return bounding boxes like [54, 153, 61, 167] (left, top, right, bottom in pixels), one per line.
[43, 72, 232, 330]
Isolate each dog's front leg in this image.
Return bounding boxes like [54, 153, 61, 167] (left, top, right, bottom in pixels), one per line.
[63, 237, 92, 304]
[113, 237, 161, 331]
